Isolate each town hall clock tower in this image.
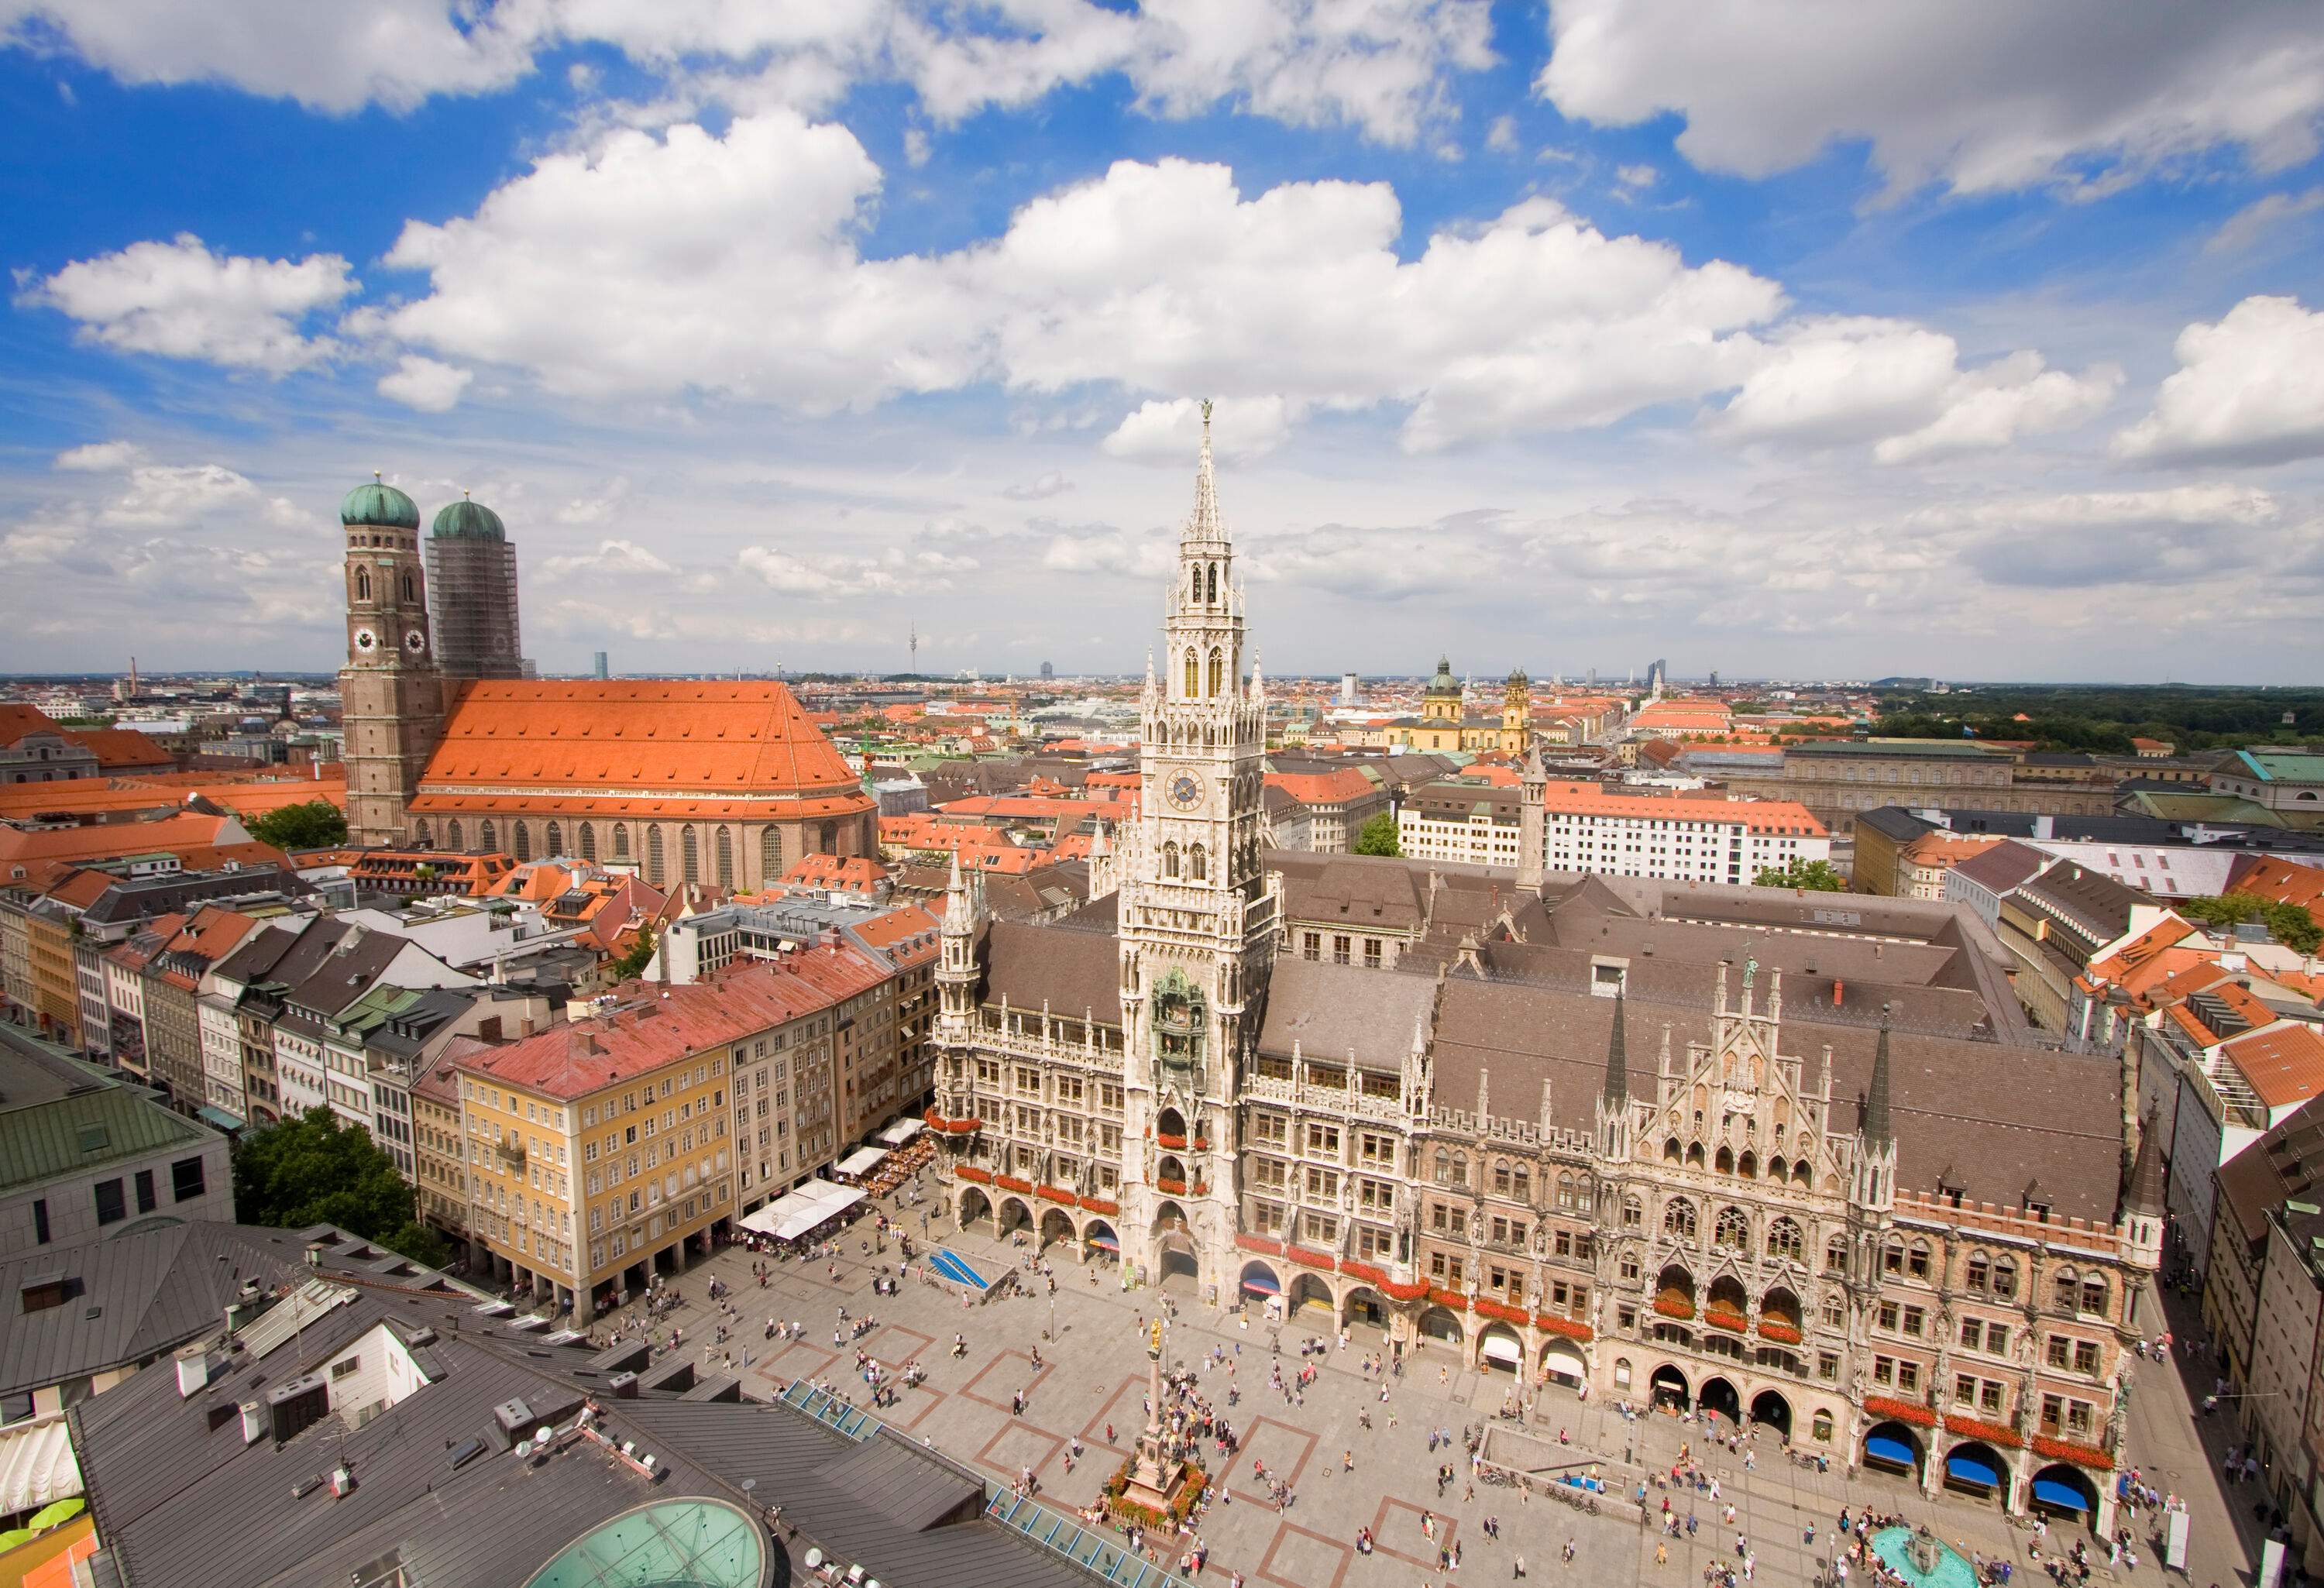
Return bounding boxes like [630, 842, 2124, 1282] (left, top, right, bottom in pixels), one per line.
[1117, 403, 1281, 1293]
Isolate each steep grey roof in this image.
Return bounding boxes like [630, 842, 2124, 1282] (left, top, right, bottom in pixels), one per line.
[0, 1222, 309, 1399]
[982, 918, 1121, 1025]
[1947, 839, 2051, 897]
[1419, 975, 2121, 1222]
[1257, 956, 1434, 1072]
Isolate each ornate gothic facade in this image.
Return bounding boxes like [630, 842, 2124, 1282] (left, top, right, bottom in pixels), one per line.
[927, 413, 2157, 1530]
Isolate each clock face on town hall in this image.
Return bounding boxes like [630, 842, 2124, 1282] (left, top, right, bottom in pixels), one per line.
[1165, 771, 1204, 811]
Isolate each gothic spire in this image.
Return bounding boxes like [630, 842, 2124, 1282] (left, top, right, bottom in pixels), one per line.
[2126, 1108, 2165, 1216]
[1603, 988, 1628, 1104]
[1185, 398, 1222, 544]
[1864, 1002, 1895, 1149]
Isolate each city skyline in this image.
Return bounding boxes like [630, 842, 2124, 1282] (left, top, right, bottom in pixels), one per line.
[2, 4, 2321, 680]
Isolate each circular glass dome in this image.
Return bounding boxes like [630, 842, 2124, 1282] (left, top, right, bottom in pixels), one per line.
[522, 1498, 767, 1588]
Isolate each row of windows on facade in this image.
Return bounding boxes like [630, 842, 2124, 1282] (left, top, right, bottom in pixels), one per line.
[419, 819, 839, 878]
[38, 1154, 211, 1241]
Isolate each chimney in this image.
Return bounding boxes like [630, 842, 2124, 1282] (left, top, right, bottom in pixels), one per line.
[1832, 978, 1843, 1009]
[239, 1400, 266, 1445]
[478, 1015, 504, 1043]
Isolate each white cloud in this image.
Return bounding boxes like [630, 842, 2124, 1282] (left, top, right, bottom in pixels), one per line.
[1875, 352, 2123, 464]
[1712, 318, 2119, 461]
[5, 0, 1494, 145]
[738, 540, 974, 599]
[344, 124, 2105, 462]
[1002, 470, 1074, 501]
[53, 440, 145, 472]
[382, 111, 974, 407]
[1102, 397, 1291, 463]
[101, 462, 266, 526]
[1039, 522, 1174, 579]
[2205, 187, 2324, 256]
[2113, 296, 2324, 467]
[541, 538, 676, 578]
[1615, 163, 1656, 189]
[1537, 0, 2324, 198]
[901, 125, 930, 167]
[0, 0, 531, 112]
[554, 478, 634, 526]
[19, 232, 356, 373]
[376, 353, 473, 411]
[1484, 114, 1518, 153]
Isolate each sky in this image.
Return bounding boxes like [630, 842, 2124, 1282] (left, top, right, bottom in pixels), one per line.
[2, 2, 2322, 684]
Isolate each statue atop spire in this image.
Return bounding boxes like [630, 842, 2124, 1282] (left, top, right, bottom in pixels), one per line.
[1185, 397, 1223, 544]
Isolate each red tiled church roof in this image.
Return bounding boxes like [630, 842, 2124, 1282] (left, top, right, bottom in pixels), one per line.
[407, 681, 873, 820]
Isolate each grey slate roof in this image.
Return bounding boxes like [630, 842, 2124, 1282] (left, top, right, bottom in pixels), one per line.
[0, 1222, 309, 1398]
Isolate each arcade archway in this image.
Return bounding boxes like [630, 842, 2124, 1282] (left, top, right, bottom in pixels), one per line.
[1418, 1306, 1464, 1346]
[1942, 1441, 2010, 1505]
[1477, 1322, 1524, 1373]
[1862, 1420, 1924, 1480]
[1699, 1375, 1741, 1425]
[958, 1188, 992, 1229]
[1749, 1389, 1792, 1438]
[1648, 1364, 1690, 1409]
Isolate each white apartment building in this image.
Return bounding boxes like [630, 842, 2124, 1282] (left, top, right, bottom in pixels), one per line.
[1398, 778, 1828, 883]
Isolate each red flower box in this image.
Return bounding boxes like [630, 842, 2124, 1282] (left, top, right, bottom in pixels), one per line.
[1535, 1314, 1594, 1342]
[1756, 1319, 1803, 1344]
[1652, 1296, 1696, 1320]
[1705, 1308, 1748, 1334]
[1428, 1287, 1470, 1311]
[1943, 1414, 2023, 1449]
[1863, 1395, 1937, 1428]
[1078, 1197, 1119, 1216]
[1475, 1298, 1528, 1326]
[1191, 1138, 1212, 1150]
[1155, 1177, 1187, 1195]
[923, 1109, 982, 1135]
[956, 1164, 992, 1184]
[1156, 1133, 1188, 1150]
[1036, 1184, 1075, 1204]
[1284, 1246, 1333, 1270]
[1380, 1279, 1430, 1302]
[2030, 1434, 2112, 1468]
[1236, 1233, 1284, 1257]
[1340, 1260, 1388, 1287]
[993, 1174, 1033, 1194]
[1191, 1183, 1211, 1196]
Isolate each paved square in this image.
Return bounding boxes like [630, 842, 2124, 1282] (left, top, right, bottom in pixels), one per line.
[590, 1211, 2250, 1587]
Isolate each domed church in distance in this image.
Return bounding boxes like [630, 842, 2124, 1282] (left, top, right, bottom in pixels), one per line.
[336, 476, 875, 888]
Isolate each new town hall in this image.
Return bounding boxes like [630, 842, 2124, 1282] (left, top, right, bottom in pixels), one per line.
[928, 407, 2159, 1528]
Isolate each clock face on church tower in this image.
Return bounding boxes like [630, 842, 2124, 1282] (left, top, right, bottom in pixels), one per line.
[1166, 772, 1204, 812]
[352, 626, 378, 655]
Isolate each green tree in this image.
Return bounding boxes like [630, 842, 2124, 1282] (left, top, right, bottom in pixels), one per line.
[242, 799, 349, 851]
[232, 1108, 443, 1264]
[2179, 892, 2322, 954]
[1754, 858, 1848, 892]
[1352, 813, 1402, 858]
[610, 925, 657, 981]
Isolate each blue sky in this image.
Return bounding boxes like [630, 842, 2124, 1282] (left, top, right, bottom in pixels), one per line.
[2, 0, 2321, 682]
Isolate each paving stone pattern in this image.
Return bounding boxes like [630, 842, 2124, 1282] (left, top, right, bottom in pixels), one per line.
[592, 1211, 2243, 1586]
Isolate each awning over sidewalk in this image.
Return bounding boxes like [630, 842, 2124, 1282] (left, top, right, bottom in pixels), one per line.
[740, 1180, 868, 1243]
[878, 1119, 925, 1146]
[834, 1146, 889, 1178]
